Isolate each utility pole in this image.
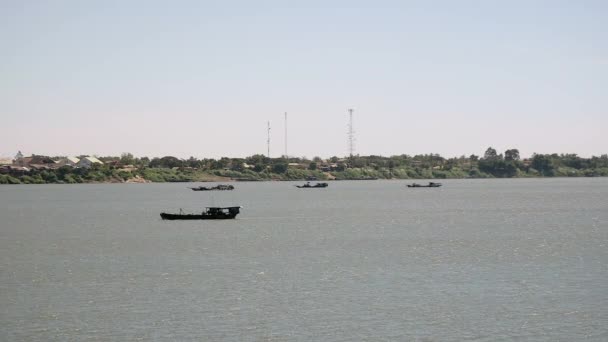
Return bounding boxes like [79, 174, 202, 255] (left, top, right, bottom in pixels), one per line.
[267, 121, 271, 159]
[348, 108, 355, 159]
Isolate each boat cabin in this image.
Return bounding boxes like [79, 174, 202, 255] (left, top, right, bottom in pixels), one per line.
[206, 206, 241, 215]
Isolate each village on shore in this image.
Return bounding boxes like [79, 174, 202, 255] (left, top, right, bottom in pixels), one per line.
[1, 148, 607, 184]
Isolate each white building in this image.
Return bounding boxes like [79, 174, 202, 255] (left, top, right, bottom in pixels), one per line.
[56, 157, 80, 167]
[77, 156, 104, 168]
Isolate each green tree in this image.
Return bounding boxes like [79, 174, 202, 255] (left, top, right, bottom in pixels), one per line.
[120, 153, 135, 165]
[185, 157, 201, 168]
[272, 163, 288, 174]
[137, 156, 150, 167]
[40, 170, 58, 183]
[531, 154, 555, 176]
[484, 147, 498, 160]
[504, 149, 520, 161]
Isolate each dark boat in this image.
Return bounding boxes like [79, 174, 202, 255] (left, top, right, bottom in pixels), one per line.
[160, 206, 242, 220]
[295, 182, 328, 188]
[407, 182, 442, 188]
[189, 184, 234, 191]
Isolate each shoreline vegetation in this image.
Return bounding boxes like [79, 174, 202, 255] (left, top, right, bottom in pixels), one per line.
[1, 148, 607, 185]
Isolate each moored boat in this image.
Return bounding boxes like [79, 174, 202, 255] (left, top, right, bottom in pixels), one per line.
[407, 182, 442, 188]
[189, 184, 234, 191]
[160, 206, 242, 220]
[295, 182, 328, 188]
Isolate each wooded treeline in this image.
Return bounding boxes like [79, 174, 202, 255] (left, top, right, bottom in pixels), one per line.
[1, 148, 607, 184]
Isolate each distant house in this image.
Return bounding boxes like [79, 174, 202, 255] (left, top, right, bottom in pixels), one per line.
[288, 163, 306, 169]
[118, 165, 137, 172]
[77, 156, 104, 168]
[319, 163, 340, 172]
[15, 155, 55, 167]
[16, 157, 33, 167]
[56, 157, 80, 167]
[0, 158, 12, 166]
[29, 164, 53, 170]
[1, 166, 30, 175]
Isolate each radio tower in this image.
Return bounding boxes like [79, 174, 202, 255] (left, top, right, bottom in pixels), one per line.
[267, 121, 271, 159]
[348, 108, 355, 158]
[284, 112, 288, 160]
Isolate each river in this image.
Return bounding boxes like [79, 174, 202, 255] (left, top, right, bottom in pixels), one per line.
[1, 179, 607, 341]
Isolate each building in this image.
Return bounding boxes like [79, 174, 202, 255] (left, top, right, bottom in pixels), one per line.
[77, 156, 104, 168]
[14, 154, 55, 167]
[56, 157, 80, 167]
[16, 156, 33, 167]
[288, 163, 306, 169]
[0, 158, 12, 166]
[0, 165, 29, 175]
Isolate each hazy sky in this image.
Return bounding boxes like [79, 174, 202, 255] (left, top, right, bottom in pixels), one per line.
[1, 0, 606, 159]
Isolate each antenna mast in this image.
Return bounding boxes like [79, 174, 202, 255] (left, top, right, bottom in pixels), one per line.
[284, 112, 288, 160]
[267, 121, 271, 159]
[348, 108, 355, 158]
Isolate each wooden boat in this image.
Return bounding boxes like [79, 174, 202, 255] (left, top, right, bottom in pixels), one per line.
[189, 184, 234, 191]
[160, 206, 241, 220]
[407, 182, 442, 188]
[295, 182, 328, 188]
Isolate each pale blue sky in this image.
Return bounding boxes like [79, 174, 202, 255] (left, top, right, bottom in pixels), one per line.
[1, 0, 606, 159]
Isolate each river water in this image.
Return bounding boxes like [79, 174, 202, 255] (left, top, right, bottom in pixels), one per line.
[1, 179, 607, 341]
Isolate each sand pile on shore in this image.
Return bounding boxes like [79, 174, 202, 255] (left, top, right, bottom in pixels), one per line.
[125, 175, 151, 183]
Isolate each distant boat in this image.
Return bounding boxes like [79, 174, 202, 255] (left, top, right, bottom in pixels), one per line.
[407, 182, 442, 188]
[189, 184, 234, 191]
[160, 206, 242, 220]
[295, 182, 328, 188]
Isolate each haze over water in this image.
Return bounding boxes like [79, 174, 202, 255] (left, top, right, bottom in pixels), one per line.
[1, 178, 607, 340]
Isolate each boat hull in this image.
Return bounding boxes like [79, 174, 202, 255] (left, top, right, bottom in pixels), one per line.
[190, 185, 234, 191]
[160, 213, 238, 220]
[295, 182, 328, 188]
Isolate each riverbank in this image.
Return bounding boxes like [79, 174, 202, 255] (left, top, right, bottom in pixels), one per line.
[1, 167, 607, 185]
[2, 149, 607, 184]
